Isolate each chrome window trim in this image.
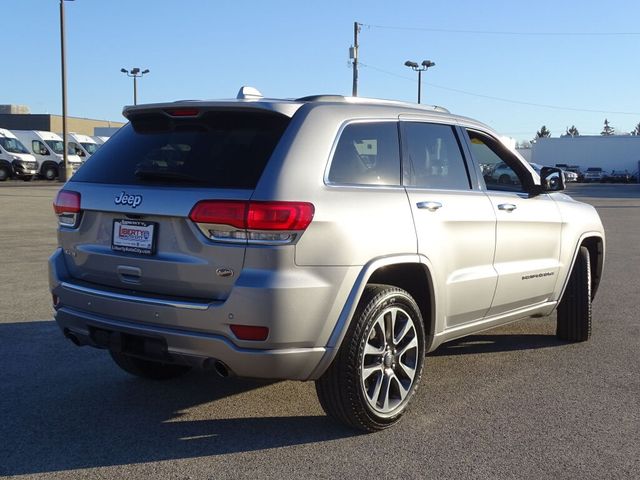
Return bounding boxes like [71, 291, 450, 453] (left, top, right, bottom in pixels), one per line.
[323, 118, 402, 188]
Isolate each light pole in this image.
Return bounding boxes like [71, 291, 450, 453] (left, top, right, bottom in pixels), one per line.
[59, 0, 75, 182]
[404, 60, 435, 104]
[120, 68, 150, 105]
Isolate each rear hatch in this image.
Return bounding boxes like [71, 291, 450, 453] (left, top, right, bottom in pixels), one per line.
[58, 106, 293, 301]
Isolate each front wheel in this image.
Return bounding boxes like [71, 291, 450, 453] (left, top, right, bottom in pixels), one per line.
[43, 165, 58, 180]
[0, 166, 10, 181]
[557, 246, 591, 342]
[109, 350, 191, 380]
[316, 284, 426, 432]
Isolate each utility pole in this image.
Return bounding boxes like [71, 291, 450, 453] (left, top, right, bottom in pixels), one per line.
[351, 22, 361, 96]
[59, 0, 73, 182]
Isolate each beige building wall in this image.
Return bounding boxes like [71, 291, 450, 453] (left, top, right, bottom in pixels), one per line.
[49, 116, 125, 136]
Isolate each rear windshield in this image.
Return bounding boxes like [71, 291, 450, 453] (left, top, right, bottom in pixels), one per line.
[71, 110, 291, 188]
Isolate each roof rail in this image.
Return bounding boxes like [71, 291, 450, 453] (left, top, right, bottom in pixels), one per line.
[295, 95, 346, 102]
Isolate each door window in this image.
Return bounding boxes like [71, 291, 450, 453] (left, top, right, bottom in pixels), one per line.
[328, 122, 400, 186]
[466, 130, 532, 193]
[402, 122, 470, 190]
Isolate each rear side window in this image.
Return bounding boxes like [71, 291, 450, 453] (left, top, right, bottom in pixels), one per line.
[328, 122, 400, 186]
[402, 122, 470, 190]
[71, 110, 290, 189]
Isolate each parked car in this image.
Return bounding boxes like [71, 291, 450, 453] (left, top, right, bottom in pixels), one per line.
[0, 128, 38, 181]
[556, 164, 583, 182]
[50, 88, 605, 432]
[583, 167, 606, 182]
[488, 161, 520, 185]
[603, 170, 633, 183]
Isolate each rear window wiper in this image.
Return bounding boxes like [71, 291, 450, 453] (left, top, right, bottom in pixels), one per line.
[134, 168, 209, 184]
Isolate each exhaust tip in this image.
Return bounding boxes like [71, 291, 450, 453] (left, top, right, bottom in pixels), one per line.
[64, 329, 82, 346]
[214, 360, 231, 378]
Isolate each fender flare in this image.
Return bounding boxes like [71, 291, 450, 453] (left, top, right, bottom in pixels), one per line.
[556, 231, 605, 305]
[308, 253, 438, 380]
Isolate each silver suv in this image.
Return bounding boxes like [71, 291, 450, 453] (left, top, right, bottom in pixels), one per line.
[50, 89, 605, 432]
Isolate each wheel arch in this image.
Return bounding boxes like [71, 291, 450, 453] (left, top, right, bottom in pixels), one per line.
[40, 160, 60, 173]
[581, 235, 604, 299]
[309, 255, 436, 379]
[558, 233, 605, 303]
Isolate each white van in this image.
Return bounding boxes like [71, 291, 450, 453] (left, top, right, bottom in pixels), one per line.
[0, 128, 38, 181]
[66, 133, 99, 160]
[93, 136, 110, 145]
[13, 130, 83, 180]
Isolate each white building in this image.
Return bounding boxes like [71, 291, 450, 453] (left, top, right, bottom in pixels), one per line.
[530, 136, 640, 173]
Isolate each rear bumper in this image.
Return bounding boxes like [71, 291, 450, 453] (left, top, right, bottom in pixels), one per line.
[49, 248, 353, 380]
[55, 306, 327, 380]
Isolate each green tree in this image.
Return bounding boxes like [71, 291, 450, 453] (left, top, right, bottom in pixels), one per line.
[563, 125, 579, 137]
[535, 125, 551, 139]
[630, 122, 640, 135]
[601, 118, 615, 136]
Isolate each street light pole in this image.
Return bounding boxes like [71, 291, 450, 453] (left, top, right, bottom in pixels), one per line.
[120, 68, 150, 105]
[404, 60, 436, 104]
[59, 0, 74, 182]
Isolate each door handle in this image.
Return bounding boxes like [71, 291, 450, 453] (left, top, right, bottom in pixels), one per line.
[416, 201, 443, 212]
[498, 203, 517, 212]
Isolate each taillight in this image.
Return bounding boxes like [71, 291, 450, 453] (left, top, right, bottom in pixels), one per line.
[53, 190, 81, 227]
[189, 200, 314, 244]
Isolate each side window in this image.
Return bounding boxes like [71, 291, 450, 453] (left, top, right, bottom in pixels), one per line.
[402, 122, 470, 190]
[466, 130, 530, 193]
[328, 122, 400, 186]
[69, 142, 84, 157]
[32, 140, 47, 155]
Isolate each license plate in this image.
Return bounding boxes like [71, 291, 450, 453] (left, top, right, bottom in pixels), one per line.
[112, 219, 157, 255]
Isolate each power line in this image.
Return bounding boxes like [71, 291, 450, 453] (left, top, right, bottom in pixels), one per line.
[359, 62, 640, 116]
[361, 23, 640, 36]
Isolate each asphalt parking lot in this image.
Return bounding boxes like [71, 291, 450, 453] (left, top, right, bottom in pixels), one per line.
[1, 182, 638, 479]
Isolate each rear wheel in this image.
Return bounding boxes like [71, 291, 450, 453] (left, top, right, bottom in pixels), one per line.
[316, 284, 425, 432]
[557, 246, 591, 342]
[109, 350, 191, 380]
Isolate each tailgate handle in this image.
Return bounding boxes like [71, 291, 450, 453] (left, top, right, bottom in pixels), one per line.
[117, 265, 142, 284]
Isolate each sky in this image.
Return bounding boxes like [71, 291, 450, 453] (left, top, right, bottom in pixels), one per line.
[4, 0, 640, 141]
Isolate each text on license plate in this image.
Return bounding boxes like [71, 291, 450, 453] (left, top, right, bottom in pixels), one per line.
[112, 219, 157, 255]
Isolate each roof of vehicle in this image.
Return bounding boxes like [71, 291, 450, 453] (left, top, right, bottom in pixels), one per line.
[122, 86, 491, 132]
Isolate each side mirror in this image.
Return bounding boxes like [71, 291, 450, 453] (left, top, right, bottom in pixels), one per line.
[40, 147, 49, 155]
[540, 167, 565, 192]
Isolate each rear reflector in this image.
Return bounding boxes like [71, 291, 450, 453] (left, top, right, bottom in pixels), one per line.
[189, 200, 314, 231]
[53, 190, 81, 214]
[230, 324, 269, 341]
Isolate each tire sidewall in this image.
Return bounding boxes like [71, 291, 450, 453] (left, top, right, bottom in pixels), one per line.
[353, 289, 426, 427]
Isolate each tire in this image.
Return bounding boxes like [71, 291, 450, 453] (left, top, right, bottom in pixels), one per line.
[0, 166, 9, 181]
[109, 350, 191, 380]
[316, 284, 426, 432]
[43, 165, 58, 180]
[557, 246, 591, 342]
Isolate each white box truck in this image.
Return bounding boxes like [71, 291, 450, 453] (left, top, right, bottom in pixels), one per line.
[13, 130, 83, 180]
[0, 128, 38, 181]
[66, 133, 99, 160]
